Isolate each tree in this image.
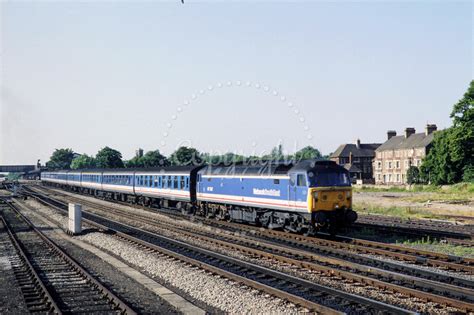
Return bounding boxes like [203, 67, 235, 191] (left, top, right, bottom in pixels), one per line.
[462, 165, 474, 183]
[420, 81, 474, 184]
[142, 150, 169, 167]
[46, 148, 75, 170]
[202, 152, 245, 165]
[95, 147, 124, 168]
[70, 154, 97, 169]
[125, 156, 145, 168]
[269, 144, 285, 161]
[293, 146, 322, 162]
[169, 146, 202, 166]
[406, 166, 420, 185]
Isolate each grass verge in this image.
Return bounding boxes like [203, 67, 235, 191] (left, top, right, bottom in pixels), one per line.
[353, 203, 444, 220]
[397, 237, 474, 258]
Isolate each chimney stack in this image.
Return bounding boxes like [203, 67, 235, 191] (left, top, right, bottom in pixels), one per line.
[387, 130, 396, 140]
[404, 127, 415, 138]
[425, 124, 437, 135]
[355, 139, 361, 149]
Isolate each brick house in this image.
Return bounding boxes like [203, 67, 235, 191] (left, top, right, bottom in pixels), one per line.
[330, 139, 381, 183]
[373, 124, 437, 185]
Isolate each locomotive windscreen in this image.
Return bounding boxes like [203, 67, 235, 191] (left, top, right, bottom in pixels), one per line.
[308, 170, 350, 187]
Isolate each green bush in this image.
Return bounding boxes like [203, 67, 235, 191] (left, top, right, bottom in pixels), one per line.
[462, 165, 474, 183]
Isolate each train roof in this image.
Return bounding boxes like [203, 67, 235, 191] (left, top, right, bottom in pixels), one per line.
[43, 166, 202, 174]
[289, 160, 347, 173]
[199, 161, 294, 177]
[43, 161, 344, 176]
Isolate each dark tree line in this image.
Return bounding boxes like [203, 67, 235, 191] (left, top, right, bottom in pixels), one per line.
[416, 81, 474, 185]
[45, 145, 323, 170]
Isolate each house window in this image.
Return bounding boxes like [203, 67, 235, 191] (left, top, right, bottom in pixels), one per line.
[377, 161, 382, 170]
[388, 174, 392, 182]
[396, 161, 400, 169]
[396, 174, 400, 182]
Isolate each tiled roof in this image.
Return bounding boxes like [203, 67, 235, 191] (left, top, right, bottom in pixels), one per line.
[343, 163, 362, 173]
[376, 132, 435, 151]
[331, 143, 381, 158]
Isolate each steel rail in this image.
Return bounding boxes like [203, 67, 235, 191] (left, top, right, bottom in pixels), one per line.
[53, 198, 474, 311]
[0, 214, 62, 314]
[1, 200, 137, 315]
[27, 184, 474, 273]
[24, 190, 418, 315]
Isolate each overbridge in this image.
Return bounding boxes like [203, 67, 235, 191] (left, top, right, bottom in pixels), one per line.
[0, 165, 37, 173]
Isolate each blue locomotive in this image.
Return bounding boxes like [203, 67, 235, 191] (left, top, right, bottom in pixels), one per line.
[41, 160, 357, 233]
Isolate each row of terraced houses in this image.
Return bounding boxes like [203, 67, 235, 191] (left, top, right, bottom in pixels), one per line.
[330, 124, 438, 185]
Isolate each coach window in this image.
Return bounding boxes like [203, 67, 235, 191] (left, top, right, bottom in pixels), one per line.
[180, 177, 185, 190]
[297, 174, 307, 187]
[186, 177, 189, 189]
[173, 176, 178, 189]
[273, 179, 280, 185]
[166, 176, 171, 188]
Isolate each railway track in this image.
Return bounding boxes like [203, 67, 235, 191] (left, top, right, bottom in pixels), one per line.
[27, 185, 474, 272]
[20, 186, 422, 314]
[0, 199, 136, 315]
[22, 185, 474, 313]
[355, 214, 473, 246]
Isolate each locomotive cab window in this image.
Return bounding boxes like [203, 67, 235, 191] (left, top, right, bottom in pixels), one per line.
[297, 174, 307, 187]
[273, 179, 280, 185]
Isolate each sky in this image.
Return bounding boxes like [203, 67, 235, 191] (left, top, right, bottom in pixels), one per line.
[1, 1, 472, 165]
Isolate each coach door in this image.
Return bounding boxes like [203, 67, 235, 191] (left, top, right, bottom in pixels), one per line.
[289, 173, 297, 209]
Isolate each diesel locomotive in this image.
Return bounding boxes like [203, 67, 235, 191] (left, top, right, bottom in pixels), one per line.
[41, 160, 357, 233]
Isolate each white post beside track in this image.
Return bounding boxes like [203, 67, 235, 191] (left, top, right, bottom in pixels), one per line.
[68, 203, 82, 235]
